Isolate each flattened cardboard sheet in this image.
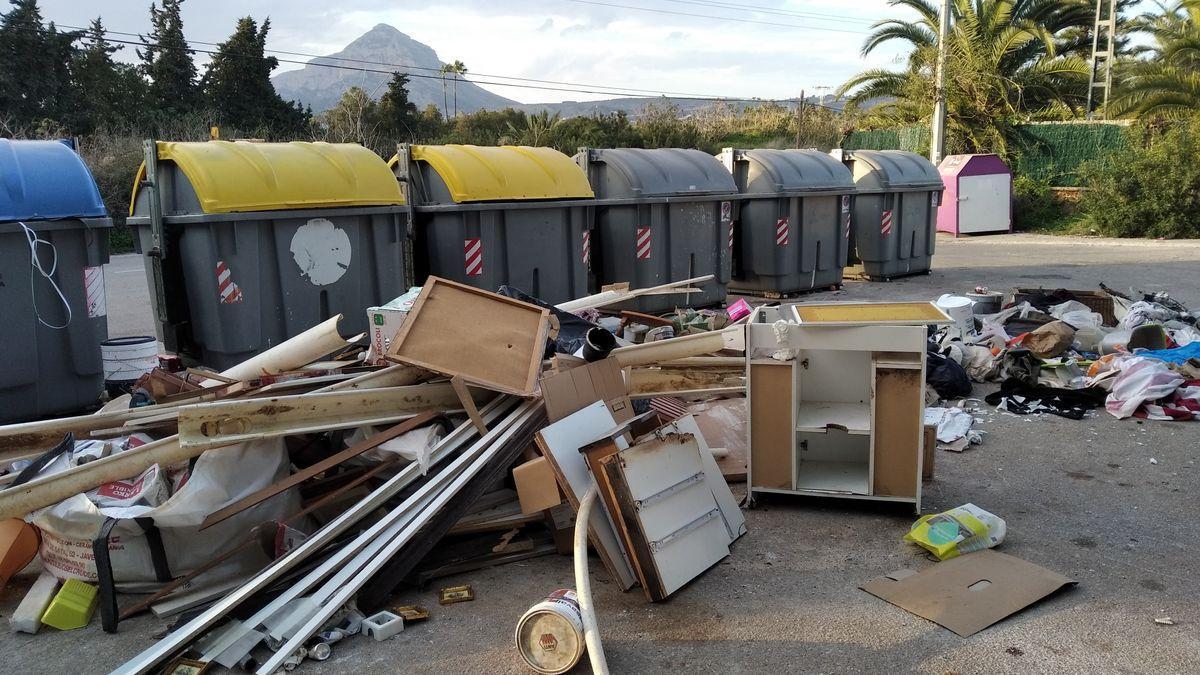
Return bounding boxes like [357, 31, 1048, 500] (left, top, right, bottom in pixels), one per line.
[541, 357, 632, 424]
[860, 550, 1076, 637]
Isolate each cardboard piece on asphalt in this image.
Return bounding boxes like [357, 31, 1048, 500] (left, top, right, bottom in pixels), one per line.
[860, 550, 1076, 637]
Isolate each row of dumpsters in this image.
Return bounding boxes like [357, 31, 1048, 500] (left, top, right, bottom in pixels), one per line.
[0, 139, 945, 422]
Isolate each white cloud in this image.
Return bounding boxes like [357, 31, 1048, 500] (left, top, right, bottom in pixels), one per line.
[37, 0, 916, 103]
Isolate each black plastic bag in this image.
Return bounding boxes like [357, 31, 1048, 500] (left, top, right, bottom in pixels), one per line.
[926, 350, 972, 400]
[496, 285, 603, 357]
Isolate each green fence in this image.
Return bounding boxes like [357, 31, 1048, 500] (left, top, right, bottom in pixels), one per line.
[844, 122, 1127, 187]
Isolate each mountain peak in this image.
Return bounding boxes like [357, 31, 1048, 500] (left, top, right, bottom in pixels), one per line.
[272, 25, 517, 114]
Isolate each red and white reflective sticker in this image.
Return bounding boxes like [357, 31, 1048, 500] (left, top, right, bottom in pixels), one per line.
[464, 237, 483, 277]
[216, 260, 243, 304]
[581, 230, 591, 266]
[83, 265, 106, 318]
[880, 210, 894, 236]
[775, 217, 790, 246]
[636, 227, 652, 260]
[727, 221, 735, 250]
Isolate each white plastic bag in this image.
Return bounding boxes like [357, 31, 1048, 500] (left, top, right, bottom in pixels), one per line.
[30, 438, 296, 590]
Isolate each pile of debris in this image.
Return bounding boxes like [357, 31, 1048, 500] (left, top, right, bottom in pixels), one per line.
[0, 274, 750, 674]
[928, 286, 1200, 424]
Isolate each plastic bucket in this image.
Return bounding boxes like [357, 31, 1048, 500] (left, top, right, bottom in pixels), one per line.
[100, 336, 157, 395]
[966, 291, 1002, 315]
[935, 294, 974, 334]
[514, 589, 585, 674]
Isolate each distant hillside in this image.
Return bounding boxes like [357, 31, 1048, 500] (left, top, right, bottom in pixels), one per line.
[272, 24, 847, 119]
[272, 24, 517, 114]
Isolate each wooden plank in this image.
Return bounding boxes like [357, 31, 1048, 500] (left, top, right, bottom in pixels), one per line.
[626, 366, 745, 396]
[385, 277, 549, 396]
[749, 363, 793, 491]
[612, 328, 744, 368]
[176, 383, 477, 450]
[198, 411, 440, 531]
[451, 376, 488, 434]
[582, 437, 653, 599]
[871, 368, 922, 498]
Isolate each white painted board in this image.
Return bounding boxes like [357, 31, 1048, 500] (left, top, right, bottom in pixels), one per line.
[660, 415, 747, 543]
[618, 436, 730, 597]
[536, 401, 638, 590]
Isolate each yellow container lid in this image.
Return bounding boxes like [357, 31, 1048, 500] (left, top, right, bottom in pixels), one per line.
[131, 140, 404, 215]
[396, 145, 594, 203]
[41, 578, 98, 631]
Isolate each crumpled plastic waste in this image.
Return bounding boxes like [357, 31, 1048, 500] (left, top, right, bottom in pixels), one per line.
[904, 503, 1007, 561]
[1105, 357, 1186, 419]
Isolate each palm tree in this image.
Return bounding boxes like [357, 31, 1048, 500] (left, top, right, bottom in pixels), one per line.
[837, 0, 1096, 155]
[1111, 0, 1200, 118]
[439, 63, 452, 119]
[505, 110, 562, 146]
[450, 60, 467, 117]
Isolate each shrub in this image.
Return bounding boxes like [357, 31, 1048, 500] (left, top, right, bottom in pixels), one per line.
[1012, 175, 1078, 232]
[1078, 117, 1200, 238]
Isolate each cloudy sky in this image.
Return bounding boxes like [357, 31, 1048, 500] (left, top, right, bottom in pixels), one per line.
[34, 0, 925, 103]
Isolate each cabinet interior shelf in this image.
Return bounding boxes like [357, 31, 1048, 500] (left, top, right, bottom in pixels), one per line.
[794, 401, 870, 435]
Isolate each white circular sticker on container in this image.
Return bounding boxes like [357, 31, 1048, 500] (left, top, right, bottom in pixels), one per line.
[290, 218, 352, 286]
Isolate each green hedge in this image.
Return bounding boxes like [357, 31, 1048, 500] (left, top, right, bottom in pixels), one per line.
[844, 122, 1125, 187]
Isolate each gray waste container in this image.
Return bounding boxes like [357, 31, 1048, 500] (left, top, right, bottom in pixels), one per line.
[0, 139, 112, 422]
[128, 140, 409, 370]
[843, 150, 944, 280]
[719, 148, 855, 296]
[392, 144, 595, 306]
[576, 148, 737, 313]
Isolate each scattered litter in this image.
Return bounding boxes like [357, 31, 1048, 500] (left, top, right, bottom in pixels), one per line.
[1154, 617, 1175, 626]
[439, 585, 476, 605]
[905, 504, 1007, 561]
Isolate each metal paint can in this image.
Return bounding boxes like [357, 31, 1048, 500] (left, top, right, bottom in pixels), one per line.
[514, 589, 585, 674]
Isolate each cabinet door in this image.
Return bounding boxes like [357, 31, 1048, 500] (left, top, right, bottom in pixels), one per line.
[749, 362, 793, 490]
[871, 367, 921, 497]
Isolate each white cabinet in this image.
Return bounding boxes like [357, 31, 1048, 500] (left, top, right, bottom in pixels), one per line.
[746, 303, 946, 511]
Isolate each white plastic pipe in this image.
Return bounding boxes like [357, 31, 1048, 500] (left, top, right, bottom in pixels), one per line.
[574, 486, 610, 675]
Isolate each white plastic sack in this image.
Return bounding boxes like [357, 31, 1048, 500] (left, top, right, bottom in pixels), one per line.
[1105, 357, 1186, 419]
[344, 423, 445, 475]
[30, 438, 296, 591]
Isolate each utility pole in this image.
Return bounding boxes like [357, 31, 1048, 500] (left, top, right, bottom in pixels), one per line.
[930, 0, 951, 165]
[1086, 0, 1118, 119]
[795, 89, 805, 148]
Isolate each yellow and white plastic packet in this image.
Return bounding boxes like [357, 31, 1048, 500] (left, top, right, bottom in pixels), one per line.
[904, 503, 1006, 561]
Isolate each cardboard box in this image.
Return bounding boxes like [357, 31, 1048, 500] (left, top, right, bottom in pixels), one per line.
[540, 357, 633, 424]
[365, 287, 422, 365]
[513, 456, 561, 515]
[860, 550, 1075, 637]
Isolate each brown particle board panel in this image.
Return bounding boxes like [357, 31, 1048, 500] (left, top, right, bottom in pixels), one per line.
[793, 302, 950, 325]
[386, 277, 549, 396]
[750, 363, 793, 491]
[872, 367, 922, 498]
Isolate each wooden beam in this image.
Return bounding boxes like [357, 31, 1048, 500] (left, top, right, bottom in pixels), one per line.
[451, 376, 488, 435]
[612, 327, 744, 368]
[626, 366, 745, 396]
[176, 383, 484, 450]
[556, 275, 715, 312]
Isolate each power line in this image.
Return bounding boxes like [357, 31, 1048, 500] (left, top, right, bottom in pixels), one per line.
[655, 0, 875, 25]
[560, 0, 869, 34]
[28, 19, 848, 111]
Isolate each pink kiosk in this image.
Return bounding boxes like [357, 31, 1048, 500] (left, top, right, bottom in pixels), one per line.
[936, 154, 1012, 236]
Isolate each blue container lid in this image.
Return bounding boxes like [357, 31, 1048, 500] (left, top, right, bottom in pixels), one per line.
[0, 139, 107, 222]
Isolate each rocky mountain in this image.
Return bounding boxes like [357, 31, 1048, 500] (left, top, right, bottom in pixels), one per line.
[272, 24, 517, 114]
[272, 24, 848, 118]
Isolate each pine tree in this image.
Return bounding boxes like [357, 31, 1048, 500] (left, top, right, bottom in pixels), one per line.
[379, 72, 420, 140]
[69, 18, 139, 133]
[202, 16, 307, 135]
[139, 0, 198, 120]
[0, 0, 78, 131]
